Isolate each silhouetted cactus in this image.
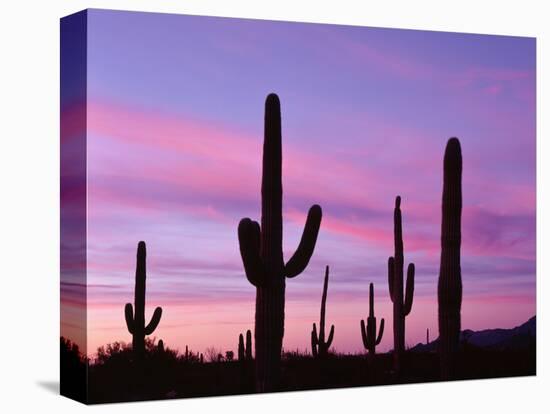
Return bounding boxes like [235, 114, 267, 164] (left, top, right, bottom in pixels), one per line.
[311, 266, 335, 358]
[238, 333, 245, 361]
[438, 138, 463, 380]
[125, 241, 163, 359]
[239, 330, 253, 361]
[246, 329, 252, 360]
[361, 283, 384, 357]
[427, 328, 429, 345]
[388, 196, 415, 374]
[238, 93, 322, 391]
[200, 353, 204, 364]
[158, 339, 164, 353]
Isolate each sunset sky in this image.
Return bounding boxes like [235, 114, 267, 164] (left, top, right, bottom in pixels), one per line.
[61, 9, 536, 357]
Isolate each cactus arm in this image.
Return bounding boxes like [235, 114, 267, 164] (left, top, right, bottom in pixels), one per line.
[284, 205, 322, 278]
[404, 263, 415, 316]
[238, 218, 266, 287]
[144, 306, 163, 335]
[326, 325, 335, 348]
[311, 323, 319, 357]
[311, 330, 318, 358]
[249, 219, 261, 246]
[388, 257, 395, 302]
[312, 323, 318, 344]
[360, 319, 369, 349]
[376, 318, 385, 345]
[125, 303, 135, 334]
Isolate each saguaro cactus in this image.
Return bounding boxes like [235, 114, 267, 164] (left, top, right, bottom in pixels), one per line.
[238, 334, 245, 361]
[438, 137, 463, 380]
[125, 241, 163, 359]
[238, 93, 322, 392]
[158, 339, 164, 353]
[311, 266, 335, 358]
[246, 329, 252, 360]
[426, 328, 430, 345]
[361, 283, 385, 357]
[388, 196, 415, 374]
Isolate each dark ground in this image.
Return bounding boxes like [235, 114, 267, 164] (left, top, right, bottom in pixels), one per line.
[73, 342, 535, 404]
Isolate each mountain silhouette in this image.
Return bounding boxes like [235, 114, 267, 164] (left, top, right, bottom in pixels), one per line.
[411, 316, 536, 352]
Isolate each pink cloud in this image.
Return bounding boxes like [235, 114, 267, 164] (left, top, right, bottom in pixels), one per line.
[87, 100, 258, 167]
[482, 84, 503, 95]
[449, 67, 532, 89]
[86, 100, 396, 218]
[287, 207, 438, 256]
[86, 100, 535, 264]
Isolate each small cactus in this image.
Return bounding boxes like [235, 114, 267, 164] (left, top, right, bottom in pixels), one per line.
[158, 339, 164, 353]
[387, 196, 415, 374]
[238, 333, 245, 361]
[427, 328, 430, 345]
[200, 353, 204, 364]
[124, 241, 163, 359]
[311, 266, 335, 358]
[239, 330, 253, 361]
[360, 283, 385, 356]
[238, 94, 322, 391]
[438, 138, 463, 380]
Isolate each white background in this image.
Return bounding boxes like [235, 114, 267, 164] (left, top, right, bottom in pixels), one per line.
[0, 0, 547, 412]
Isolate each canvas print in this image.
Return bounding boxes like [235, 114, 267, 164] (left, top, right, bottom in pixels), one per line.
[60, 9, 536, 404]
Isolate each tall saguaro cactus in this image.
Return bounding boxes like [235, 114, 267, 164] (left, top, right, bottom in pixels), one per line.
[238, 93, 323, 392]
[388, 196, 415, 374]
[124, 241, 163, 359]
[438, 137, 463, 380]
[361, 283, 385, 357]
[311, 266, 335, 358]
